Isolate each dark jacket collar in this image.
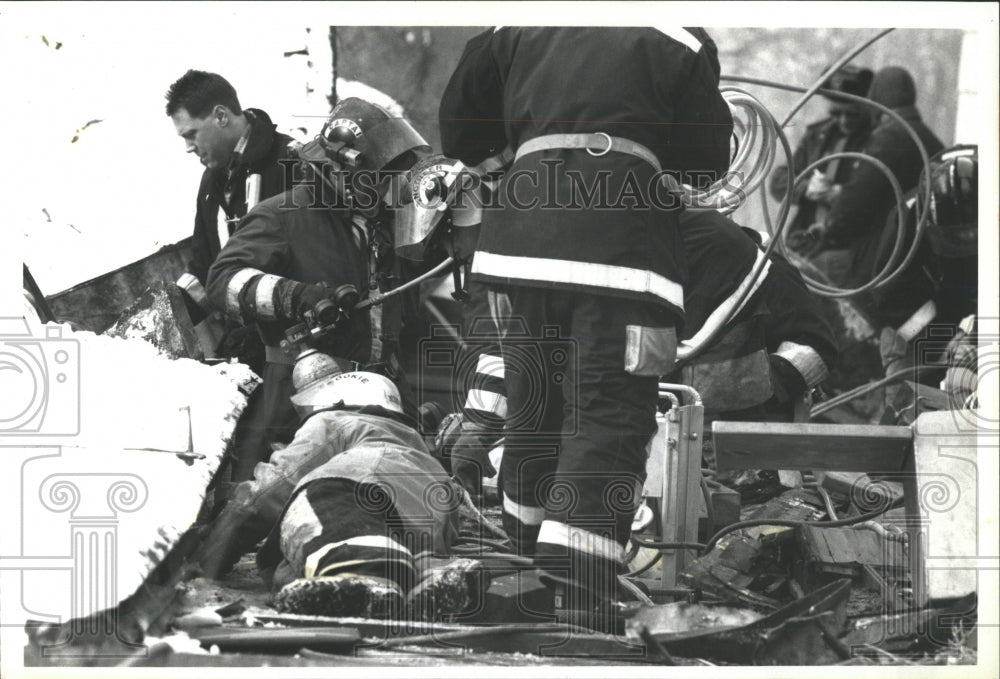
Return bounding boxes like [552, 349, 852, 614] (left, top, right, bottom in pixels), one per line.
[819, 116, 870, 145]
[232, 108, 279, 173]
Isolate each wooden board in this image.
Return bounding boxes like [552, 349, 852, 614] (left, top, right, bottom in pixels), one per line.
[712, 422, 913, 472]
[46, 238, 193, 333]
[798, 525, 906, 575]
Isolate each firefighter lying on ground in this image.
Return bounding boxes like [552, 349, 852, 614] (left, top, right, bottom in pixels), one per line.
[446, 207, 839, 492]
[197, 358, 487, 620]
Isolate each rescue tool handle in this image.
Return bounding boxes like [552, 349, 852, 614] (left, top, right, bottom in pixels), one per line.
[658, 383, 703, 407]
[353, 256, 455, 311]
[281, 257, 457, 354]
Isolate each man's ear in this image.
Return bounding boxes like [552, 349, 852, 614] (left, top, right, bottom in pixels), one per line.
[213, 105, 229, 127]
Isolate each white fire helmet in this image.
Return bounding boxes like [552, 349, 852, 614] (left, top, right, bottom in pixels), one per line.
[290, 370, 404, 419]
[292, 349, 351, 394]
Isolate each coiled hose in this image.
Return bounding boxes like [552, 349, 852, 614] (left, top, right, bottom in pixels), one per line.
[732, 76, 936, 299]
[705, 28, 940, 302]
[675, 86, 795, 362]
[685, 87, 785, 214]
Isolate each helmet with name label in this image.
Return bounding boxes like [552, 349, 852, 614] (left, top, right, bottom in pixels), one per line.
[291, 369, 404, 419]
[297, 98, 430, 208]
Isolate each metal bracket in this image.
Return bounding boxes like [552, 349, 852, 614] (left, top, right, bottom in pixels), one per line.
[642, 383, 705, 593]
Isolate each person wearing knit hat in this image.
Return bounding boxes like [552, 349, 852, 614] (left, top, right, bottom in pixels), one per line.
[769, 64, 875, 283]
[818, 66, 945, 293]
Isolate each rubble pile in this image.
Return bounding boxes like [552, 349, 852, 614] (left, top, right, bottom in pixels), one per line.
[17, 322, 980, 667]
[72, 472, 973, 668]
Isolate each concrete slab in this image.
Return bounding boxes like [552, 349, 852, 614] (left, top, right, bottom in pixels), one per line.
[906, 409, 981, 604]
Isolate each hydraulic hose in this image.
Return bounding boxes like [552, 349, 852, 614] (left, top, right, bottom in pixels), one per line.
[779, 29, 896, 129]
[675, 86, 796, 363]
[685, 88, 784, 214]
[700, 495, 904, 555]
[780, 152, 910, 298]
[723, 76, 934, 299]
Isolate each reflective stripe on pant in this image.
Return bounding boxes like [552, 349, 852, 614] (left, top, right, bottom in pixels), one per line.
[491, 286, 666, 591]
[278, 478, 417, 592]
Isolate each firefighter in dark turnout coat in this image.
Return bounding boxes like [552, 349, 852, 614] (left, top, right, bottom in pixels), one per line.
[672, 210, 838, 421]
[439, 26, 733, 622]
[206, 98, 430, 481]
[451, 210, 838, 490]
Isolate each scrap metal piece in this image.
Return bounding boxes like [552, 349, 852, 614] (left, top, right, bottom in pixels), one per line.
[843, 591, 977, 654]
[627, 600, 764, 638]
[651, 578, 852, 664]
[191, 626, 361, 653]
[682, 489, 824, 604]
[754, 610, 852, 664]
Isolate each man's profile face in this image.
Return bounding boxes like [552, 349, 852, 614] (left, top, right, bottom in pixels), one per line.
[171, 106, 233, 170]
[827, 101, 867, 136]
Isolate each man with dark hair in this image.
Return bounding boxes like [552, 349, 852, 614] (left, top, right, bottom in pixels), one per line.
[166, 70, 297, 297]
[165, 70, 297, 481]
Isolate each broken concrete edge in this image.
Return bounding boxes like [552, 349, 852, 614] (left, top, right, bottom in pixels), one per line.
[24, 527, 205, 662]
[106, 282, 204, 361]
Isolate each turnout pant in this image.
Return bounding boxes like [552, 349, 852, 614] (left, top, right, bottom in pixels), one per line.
[489, 286, 673, 604]
[271, 478, 418, 593]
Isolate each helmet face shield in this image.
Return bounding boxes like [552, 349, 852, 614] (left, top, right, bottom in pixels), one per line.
[290, 373, 343, 419]
[323, 98, 430, 174]
[295, 98, 431, 211]
[393, 155, 464, 260]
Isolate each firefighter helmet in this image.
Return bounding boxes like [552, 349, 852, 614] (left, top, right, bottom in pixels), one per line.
[925, 145, 978, 259]
[291, 370, 404, 419]
[291, 349, 352, 394]
[296, 97, 430, 213]
[299, 98, 429, 174]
